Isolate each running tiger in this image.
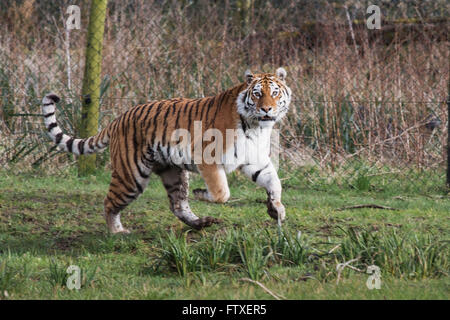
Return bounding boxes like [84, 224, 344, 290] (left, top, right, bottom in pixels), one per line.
[41, 68, 292, 233]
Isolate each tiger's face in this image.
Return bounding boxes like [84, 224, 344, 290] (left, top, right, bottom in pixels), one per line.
[237, 67, 292, 128]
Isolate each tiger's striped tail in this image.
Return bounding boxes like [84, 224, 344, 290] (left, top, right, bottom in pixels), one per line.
[42, 93, 110, 155]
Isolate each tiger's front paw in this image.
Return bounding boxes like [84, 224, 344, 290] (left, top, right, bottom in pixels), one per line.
[267, 200, 286, 222]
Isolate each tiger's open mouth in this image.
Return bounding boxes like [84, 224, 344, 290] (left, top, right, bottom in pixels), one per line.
[258, 116, 275, 121]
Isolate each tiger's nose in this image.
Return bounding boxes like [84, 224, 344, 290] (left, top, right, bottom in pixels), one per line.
[261, 106, 272, 114]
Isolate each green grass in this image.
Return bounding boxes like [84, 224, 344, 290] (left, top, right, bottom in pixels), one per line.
[0, 167, 448, 299]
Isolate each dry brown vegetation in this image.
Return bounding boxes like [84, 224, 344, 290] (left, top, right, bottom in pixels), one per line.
[0, 0, 448, 180]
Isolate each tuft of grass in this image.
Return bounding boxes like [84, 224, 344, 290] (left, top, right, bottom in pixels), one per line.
[0, 260, 18, 298]
[47, 259, 69, 288]
[268, 228, 313, 266]
[337, 227, 449, 279]
[198, 231, 240, 271]
[237, 232, 272, 280]
[79, 265, 99, 289]
[156, 231, 202, 277]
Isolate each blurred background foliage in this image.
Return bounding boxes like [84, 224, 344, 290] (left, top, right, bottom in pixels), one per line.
[0, 0, 448, 193]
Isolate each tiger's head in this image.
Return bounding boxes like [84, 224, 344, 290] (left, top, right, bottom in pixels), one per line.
[237, 67, 292, 128]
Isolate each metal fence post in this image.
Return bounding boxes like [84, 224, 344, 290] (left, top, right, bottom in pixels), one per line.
[78, 0, 108, 176]
[447, 92, 450, 190]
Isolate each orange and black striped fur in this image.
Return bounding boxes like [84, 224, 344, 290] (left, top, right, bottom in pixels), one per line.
[42, 68, 292, 233]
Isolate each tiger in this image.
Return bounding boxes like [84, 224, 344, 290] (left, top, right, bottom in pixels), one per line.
[41, 67, 292, 234]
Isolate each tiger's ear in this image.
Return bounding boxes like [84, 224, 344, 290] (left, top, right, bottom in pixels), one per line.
[276, 67, 287, 81]
[244, 69, 254, 85]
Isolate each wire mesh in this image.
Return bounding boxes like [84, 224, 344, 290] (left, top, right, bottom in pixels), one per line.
[0, 0, 448, 193]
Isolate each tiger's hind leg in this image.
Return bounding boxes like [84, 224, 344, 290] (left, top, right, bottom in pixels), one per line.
[104, 170, 150, 234]
[157, 166, 220, 230]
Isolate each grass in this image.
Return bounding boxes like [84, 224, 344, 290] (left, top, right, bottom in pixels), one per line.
[0, 167, 448, 299]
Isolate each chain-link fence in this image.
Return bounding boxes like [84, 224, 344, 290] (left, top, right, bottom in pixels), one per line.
[0, 0, 449, 193]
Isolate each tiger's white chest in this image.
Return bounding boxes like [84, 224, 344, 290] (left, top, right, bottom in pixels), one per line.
[222, 125, 273, 173]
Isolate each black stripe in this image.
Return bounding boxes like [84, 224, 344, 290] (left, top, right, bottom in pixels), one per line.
[141, 152, 152, 167]
[132, 104, 146, 137]
[47, 123, 57, 132]
[121, 112, 138, 193]
[109, 183, 137, 200]
[199, 98, 208, 121]
[66, 138, 74, 153]
[95, 131, 105, 149]
[172, 102, 177, 116]
[140, 102, 156, 129]
[116, 149, 136, 194]
[44, 112, 55, 118]
[187, 100, 195, 131]
[119, 111, 133, 178]
[157, 143, 166, 163]
[243, 91, 249, 110]
[174, 103, 182, 130]
[134, 141, 150, 179]
[252, 164, 269, 182]
[55, 132, 63, 145]
[109, 189, 129, 205]
[131, 116, 149, 179]
[137, 163, 150, 179]
[194, 99, 201, 117]
[211, 92, 227, 127]
[150, 102, 165, 145]
[183, 100, 190, 114]
[78, 139, 85, 154]
[114, 173, 137, 195]
[252, 170, 262, 182]
[142, 154, 153, 165]
[240, 115, 248, 133]
[166, 144, 172, 164]
[87, 137, 94, 151]
[106, 195, 127, 210]
[114, 188, 137, 203]
[42, 102, 53, 106]
[115, 130, 143, 196]
[111, 118, 120, 132]
[127, 105, 140, 120]
[161, 122, 169, 146]
[161, 103, 176, 146]
[204, 97, 215, 125]
[134, 157, 149, 179]
[145, 147, 155, 162]
[46, 94, 60, 103]
[135, 179, 143, 194]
